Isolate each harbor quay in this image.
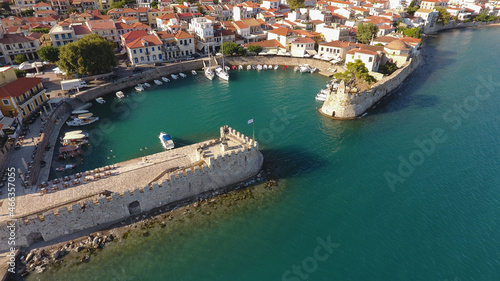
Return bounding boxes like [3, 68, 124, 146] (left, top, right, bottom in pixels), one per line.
[0, 126, 263, 252]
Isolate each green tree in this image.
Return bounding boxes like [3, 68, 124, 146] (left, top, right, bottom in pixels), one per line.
[37, 46, 60, 62]
[379, 61, 398, 75]
[287, 0, 305, 10]
[247, 45, 263, 54]
[14, 54, 27, 64]
[20, 9, 34, 17]
[151, 1, 158, 9]
[334, 59, 376, 87]
[356, 22, 378, 44]
[58, 34, 117, 75]
[0, 2, 12, 16]
[31, 27, 50, 34]
[435, 7, 451, 25]
[222, 42, 246, 56]
[14, 69, 26, 78]
[402, 26, 421, 39]
[407, 1, 419, 16]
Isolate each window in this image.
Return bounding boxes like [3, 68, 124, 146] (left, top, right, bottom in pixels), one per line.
[159, 54, 162, 60]
[134, 58, 138, 63]
[16, 97, 22, 104]
[68, 34, 72, 38]
[6, 45, 10, 50]
[141, 56, 144, 61]
[55, 34, 59, 39]
[18, 44, 22, 48]
[57, 42, 61, 46]
[30, 42, 34, 47]
[158, 46, 160, 51]
[133, 50, 136, 54]
[62, 34, 66, 39]
[153, 55, 156, 60]
[140, 49, 143, 53]
[321, 47, 323, 51]
[2, 99, 10, 106]
[369, 57, 373, 62]
[34, 99, 39, 107]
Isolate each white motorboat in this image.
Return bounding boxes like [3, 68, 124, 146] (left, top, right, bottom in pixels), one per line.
[66, 113, 99, 126]
[158, 132, 174, 150]
[96, 97, 105, 104]
[300, 64, 313, 73]
[310, 67, 318, 73]
[143, 82, 151, 87]
[238, 65, 243, 70]
[257, 64, 262, 71]
[61, 132, 89, 146]
[116, 91, 125, 99]
[215, 66, 229, 81]
[191, 70, 197, 75]
[162, 77, 170, 82]
[171, 74, 179, 80]
[154, 79, 162, 85]
[135, 85, 144, 92]
[205, 68, 215, 80]
[263, 65, 268, 70]
[294, 66, 299, 71]
[274, 65, 279, 70]
[71, 109, 89, 115]
[224, 66, 230, 71]
[179, 72, 187, 78]
[247, 65, 252, 70]
[315, 93, 326, 102]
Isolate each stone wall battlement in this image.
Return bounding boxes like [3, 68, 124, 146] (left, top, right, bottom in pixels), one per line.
[0, 127, 263, 251]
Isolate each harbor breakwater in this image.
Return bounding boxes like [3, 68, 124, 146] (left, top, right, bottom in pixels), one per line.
[320, 54, 422, 119]
[0, 126, 262, 252]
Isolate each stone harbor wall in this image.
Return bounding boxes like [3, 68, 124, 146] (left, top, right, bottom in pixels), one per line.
[0, 127, 262, 251]
[225, 56, 338, 74]
[428, 20, 500, 34]
[74, 59, 204, 102]
[321, 54, 422, 119]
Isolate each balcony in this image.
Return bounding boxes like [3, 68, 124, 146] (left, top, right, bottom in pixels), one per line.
[18, 89, 46, 107]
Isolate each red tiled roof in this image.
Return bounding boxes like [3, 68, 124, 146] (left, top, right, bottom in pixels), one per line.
[126, 34, 162, 48]
[245, 39, 284, 49]
[319, 40, 355, 48]
[268, 27, 291, 36]
[292, 37, 314, 44]
[0, 78, 43, 99]
[174, 30, 193, 39]
[73, 24, 91, 35]
[87, 20, 115, 30]
[122, 30, 148, 42]
[346, 48, 377, 56]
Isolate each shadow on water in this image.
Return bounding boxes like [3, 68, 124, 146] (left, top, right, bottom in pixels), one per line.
[366, 48, 457, 117]
[261, 147, 328, 180]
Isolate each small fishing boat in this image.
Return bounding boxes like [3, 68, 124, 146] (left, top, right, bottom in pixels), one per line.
[71, 109, 89, 115]
[162, 77, 170, 82]
[171, 74, 179, 80]
[154, 79, 162, 85]
[232, 65, 237, 70]
[274, 65, 279, 70]
[263, 65, 268, 70]
[191, 70, 197, 75]
[257, 65, 262, 71]
[143, 82, 151, 87]
[56, 164, 76, 172]
[238, 65, 243, 70]
[158, 132, 174, 150]
[247, 65, 252, 70]
[224, 66, 230, 71]
[135, 85, 144, 92]
[310, 67, 318, 73]
[58, 145, 82, 159]
[252, 65, 256, 70]
[294, 66, 299, 71]
[66, 113, 99, 126]
[116, 91, 125, 99]
[61, 132, 89, 146]
[179, 73, 187, 78]
[95, 97, 105, 104]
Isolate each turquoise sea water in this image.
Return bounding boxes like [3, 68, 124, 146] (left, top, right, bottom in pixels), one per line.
[39, 27, 500, 281]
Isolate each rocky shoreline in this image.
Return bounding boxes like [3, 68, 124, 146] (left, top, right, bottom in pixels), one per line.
[11, 167, 281, 280]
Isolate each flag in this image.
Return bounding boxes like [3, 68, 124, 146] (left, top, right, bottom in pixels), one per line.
[248, 119, 254, 124]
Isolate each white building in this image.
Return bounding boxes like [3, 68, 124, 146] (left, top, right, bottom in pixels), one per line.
[126, 34, 164, 66]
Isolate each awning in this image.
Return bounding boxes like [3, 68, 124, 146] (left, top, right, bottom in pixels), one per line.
[306, 50, 317, 55]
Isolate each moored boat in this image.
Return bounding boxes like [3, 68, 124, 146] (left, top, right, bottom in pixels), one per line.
[135, 85, 144, 92]
[257, 64, 262, 71]
[171, 74, 179, 79]
[205, 68, 215, 80]
[191, 70, 197, 75]
[294, 66, 299, 71]
[56, 164, 76, 172]
[315, 93, 326, 102]
[162, 77, 170, 82]
[143, 82, 151, 87]
[154, 79, 162, 85]
[61, 132, 88, 146]
[263, 65, 268, 70]
[274, 65, 279, 70]
[159, 132, 174, 150]
[247, 65, 252, 70]
[215, 66, 229, 81]
[71, 109, 89, 115]
[239, 65, 243, 70]
[116, 91, 125, 99]
[66, 113, 99, 127]
[96, 97, 105, 104]
[179, 72, 187, 78]
[58, 145, 82, 159]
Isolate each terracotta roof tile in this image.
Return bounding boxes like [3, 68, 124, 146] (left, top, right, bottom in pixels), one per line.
[0, 78, 43, 99]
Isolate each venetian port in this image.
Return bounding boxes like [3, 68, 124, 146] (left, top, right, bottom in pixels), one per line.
[3, 26, 500, 281]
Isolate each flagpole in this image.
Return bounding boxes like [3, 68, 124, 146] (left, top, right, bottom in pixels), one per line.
[252, 118, 255, 143]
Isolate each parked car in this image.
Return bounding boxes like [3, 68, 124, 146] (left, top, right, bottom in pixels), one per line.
[191, 53, 200, 58]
